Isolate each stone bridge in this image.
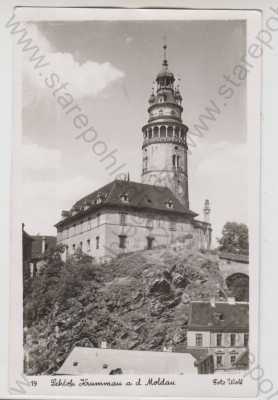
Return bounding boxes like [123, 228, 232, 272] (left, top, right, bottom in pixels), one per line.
[218, 253, 249, 301]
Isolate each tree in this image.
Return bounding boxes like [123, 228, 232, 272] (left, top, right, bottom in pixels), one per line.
[217, 222, 249, 255]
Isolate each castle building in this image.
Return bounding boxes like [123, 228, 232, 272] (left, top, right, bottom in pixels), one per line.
[55, 46, 212, 262]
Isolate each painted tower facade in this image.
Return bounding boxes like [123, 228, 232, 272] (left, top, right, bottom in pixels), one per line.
[141, 45, 189, 209]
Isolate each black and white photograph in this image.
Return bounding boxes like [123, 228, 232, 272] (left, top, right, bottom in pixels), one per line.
[8, 7, 261, 398]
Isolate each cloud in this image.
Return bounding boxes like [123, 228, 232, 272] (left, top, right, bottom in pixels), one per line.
[23, 23, 125, 106]
[21, 143, 61, 173]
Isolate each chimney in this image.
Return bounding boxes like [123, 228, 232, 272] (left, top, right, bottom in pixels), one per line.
[42, 236, 46, 253]
[227, 297, 236, 305]
[210, 297, 216, 307]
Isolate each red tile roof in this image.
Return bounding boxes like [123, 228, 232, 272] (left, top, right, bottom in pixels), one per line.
[188, 301, 249, 332]
[56, 180, 198, 228]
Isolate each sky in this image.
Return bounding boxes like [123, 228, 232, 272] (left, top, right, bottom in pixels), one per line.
[21, 19, 247, 244]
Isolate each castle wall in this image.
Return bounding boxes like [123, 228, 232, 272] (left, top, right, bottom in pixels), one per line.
[57, 209, 209, 263]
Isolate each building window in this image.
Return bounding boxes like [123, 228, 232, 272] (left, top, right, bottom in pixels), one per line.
[216, 355, 223, 368]
[177, 155, 180, 168]
[120, 213, 127, 226]
[195, 334, 203, 347]
[87, 239, 91, 252]
[79, 241, 83, 251]
[97, 214, 100, 226]
[120, 193, 129, 203]
[119, 235, 127, 249]
[216, 333, 222, 347]
[96, 236, 100, 249]
[165, 200, 174, 209]
[244, 333, 249, 347]
[72, 244, 76, 252]
[230, 333, 236, 347]
[172, 154, 176, 167]
[147, 237, 154, 250]
[230, 355, 236, 366]
[146, 218, 153, 229]
[169, 221, 176, 231]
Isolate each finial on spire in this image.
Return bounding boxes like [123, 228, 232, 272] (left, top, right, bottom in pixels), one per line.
[162, 35, 168, 69]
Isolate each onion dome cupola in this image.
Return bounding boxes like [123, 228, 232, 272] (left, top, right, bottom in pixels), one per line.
[141, 43, 190, 210]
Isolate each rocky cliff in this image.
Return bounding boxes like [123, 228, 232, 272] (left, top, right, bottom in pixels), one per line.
[24, 245, 227, 375]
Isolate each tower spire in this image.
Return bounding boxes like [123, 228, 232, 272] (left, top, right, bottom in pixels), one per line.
[162, 36, 168, 70]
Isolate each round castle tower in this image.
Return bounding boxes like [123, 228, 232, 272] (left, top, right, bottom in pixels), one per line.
[141, 44, 189, 209]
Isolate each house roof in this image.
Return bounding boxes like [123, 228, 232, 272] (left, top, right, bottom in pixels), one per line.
[56, 346, 197, 375]
[188, 301, 249, 332]
[55, 180, 198, 228]
[235, 351, 249, 368]
[31, 235, 57, 260]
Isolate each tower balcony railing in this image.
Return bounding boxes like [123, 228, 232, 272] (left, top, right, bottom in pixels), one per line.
[142, 136, 187, 147]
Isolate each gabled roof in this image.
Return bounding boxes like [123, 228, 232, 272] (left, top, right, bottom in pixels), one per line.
[188, 301, 249, 332]
[55, 180, 198, 228]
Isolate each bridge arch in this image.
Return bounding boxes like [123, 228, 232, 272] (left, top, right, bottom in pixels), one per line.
[226, 273, 249, 301]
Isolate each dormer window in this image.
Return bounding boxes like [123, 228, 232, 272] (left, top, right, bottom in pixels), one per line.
[95, 192, 105, 205]
[120, 193, 129, 203]
[165, 200, 174, 209]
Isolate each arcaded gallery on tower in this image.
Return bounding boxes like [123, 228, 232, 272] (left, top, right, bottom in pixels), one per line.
[55, 46, 212, 262]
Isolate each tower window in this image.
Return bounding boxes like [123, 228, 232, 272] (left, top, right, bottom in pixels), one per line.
[87, 239, 91, 252]
[153, 126, 159, 137]
[96, 236, 100, 249]
[79, 241, 83, 251]
[168, 126, 173, 137]
[147, 237, 154, 250]
[119, 235, 127, 249]
[177, 155, 180, 168]
[72, 244, 76, 252]
[120, 213, 127, 226]
[148, 130, 152, 139]
[172, 154, 176, 167]
[160, 126, 166, 137]
[143, 156, 148, 172]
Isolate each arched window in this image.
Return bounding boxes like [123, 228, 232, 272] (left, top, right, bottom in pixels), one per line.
[177, 155, 180, 168]
[172, 154, 176, 167]
[168, 126, 173, 137]
[160, 126, 166, 138]
[148, 130, 152, 139]
[153, 126, 159, 137]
